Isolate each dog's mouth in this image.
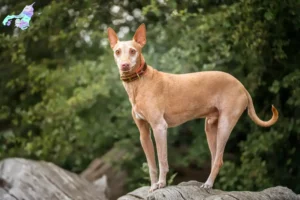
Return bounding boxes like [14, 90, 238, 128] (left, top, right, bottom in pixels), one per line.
[120, 68, 131, 72]
[120, 66, 133, 73]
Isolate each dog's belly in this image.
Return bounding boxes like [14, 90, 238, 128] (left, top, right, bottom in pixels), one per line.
[161, 71, 241, 127]
[164, 106, 218, 128]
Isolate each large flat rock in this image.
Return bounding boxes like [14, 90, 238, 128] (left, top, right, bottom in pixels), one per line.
[0, 158, 298, 200]
[118, 180, 299, 200]
[0, 158, 107, 200]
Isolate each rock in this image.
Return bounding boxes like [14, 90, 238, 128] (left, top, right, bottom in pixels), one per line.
[80, 140, 137, 200]
[0, 158, 108, 200]
[118, 180, 299, 200]
[1, 158, 298, 200]
[94, 175, 110, 198]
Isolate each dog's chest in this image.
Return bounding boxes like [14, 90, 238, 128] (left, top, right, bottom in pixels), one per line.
[132, 103, 146, 120]
[135, 111, 145, 120]
[124, 84, 147, 121]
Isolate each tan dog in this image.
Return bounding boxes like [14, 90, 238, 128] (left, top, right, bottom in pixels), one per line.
[107, 24, 278, 192]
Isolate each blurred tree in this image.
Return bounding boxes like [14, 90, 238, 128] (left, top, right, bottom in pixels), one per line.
[0, 0, 142, 172]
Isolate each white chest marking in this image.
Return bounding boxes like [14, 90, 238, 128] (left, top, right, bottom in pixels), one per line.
[132, 103, 145, 120]
[135, 111, 145, 120]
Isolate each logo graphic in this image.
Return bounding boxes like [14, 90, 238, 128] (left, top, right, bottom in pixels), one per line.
[2, 2, 35, 30]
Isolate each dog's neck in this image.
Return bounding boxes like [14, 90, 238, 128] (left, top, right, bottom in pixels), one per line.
[121, 57, 154, 104]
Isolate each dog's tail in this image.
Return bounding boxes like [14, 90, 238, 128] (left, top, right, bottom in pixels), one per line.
[245, 90, 278, 127]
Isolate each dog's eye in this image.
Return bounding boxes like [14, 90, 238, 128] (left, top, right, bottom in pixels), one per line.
[115, 50, 121, 55]
[130, 49, 136, 55]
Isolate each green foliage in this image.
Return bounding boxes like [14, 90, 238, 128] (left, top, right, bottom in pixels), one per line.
[168, 172, 178, 186]
[0, 0, 299, 194]
[0, 0, 137, 172]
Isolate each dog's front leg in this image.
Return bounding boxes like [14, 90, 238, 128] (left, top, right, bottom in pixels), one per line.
[150, 119, 169, 191]
[132, 111, 158, 189]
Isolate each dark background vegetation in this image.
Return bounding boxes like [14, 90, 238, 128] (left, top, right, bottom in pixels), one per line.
[0, 0, 299, 194]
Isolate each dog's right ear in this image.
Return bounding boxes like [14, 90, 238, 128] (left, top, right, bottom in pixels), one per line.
[107, 27, 118, 49]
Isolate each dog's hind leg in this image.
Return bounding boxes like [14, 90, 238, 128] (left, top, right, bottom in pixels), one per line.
[205, 117, 218, 170]
[201, 110, 243, 188]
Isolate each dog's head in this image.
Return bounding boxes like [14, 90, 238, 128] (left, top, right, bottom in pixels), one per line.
[107, 24, 146, 73]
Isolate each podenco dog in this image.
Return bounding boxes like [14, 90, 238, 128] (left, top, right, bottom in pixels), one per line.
[107, 24, 278, 192]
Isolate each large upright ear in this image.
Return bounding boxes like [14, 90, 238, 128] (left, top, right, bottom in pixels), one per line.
[107, 27, 119, 49]
[133, 23, 146, 47]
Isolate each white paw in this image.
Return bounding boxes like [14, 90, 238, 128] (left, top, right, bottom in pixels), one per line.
[201, 183, 213, 189]
[149, 181, 166, 192]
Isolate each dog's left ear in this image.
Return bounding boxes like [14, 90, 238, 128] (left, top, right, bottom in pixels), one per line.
[133, 23, 146, 47]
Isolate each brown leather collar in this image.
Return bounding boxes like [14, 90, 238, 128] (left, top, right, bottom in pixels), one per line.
[120, 62, 147, 82]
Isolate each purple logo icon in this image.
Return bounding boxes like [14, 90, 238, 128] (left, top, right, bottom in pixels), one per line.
[2, 2, 35, 30]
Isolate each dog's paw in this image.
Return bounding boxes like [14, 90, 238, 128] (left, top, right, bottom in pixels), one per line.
[149, 181, 166, 192]
[157, 181, 166, 189]
[149, 183, 159, 192]
[200, 183, 213, 189]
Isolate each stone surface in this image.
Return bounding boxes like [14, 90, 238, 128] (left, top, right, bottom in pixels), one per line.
[118, 180, 299, 200]
[80, 140, 136, 200]
[0, 158, 298, 200]
[0, 158, 108, 200]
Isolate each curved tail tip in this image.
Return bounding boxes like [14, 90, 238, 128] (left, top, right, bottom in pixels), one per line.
[271, 104, 279, 120]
